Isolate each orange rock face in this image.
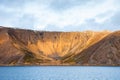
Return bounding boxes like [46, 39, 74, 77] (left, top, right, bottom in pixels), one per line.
[0, 26, 120, 66]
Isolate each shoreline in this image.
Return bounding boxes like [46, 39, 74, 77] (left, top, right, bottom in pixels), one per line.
[0, 64, 120, 67]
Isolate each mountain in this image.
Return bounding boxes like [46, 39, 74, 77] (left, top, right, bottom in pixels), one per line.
[0, 26, 120, 66]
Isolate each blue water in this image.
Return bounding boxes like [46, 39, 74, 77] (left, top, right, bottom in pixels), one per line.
[0, 66, 120, 80]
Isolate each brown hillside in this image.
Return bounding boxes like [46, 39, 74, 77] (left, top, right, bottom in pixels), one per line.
[0, 26, 120, 66]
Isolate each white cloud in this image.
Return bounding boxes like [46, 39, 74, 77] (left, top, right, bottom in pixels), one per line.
[26, 0, 116, 30]
[0, 0, 119, 31]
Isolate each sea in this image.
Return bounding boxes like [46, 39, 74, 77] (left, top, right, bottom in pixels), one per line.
[0, 66, 119, 80]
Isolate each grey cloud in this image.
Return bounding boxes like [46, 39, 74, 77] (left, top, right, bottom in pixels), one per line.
[0, 0, 26, 7]
[14, 14, 35, 29]
[103, 12, 120, 31]
[82, 12, 120, 31]
[109, 12, 120, 26]
[50, 0, 88, 10]
[0, 0, 105, 12]
[45, 25, 63, 31]
[49, 0, 105, 11]
[45, 19, 101, 31]
[80, 19, 101, 31]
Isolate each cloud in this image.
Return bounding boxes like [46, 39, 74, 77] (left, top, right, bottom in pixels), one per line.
[50, 0, 90, 11]
[102, 12, 120, 31]
[0, 0, 119, 31]
[14, 14, 35, 29]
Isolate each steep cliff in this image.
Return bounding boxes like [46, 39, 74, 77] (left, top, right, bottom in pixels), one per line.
[0, 26, 119, 66]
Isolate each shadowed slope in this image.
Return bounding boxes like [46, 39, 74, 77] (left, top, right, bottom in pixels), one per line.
[64, 31, 120, 65]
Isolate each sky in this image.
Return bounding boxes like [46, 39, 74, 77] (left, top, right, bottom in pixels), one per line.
[0, 0, 120, 31]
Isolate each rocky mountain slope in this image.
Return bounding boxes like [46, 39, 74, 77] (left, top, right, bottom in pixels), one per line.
[0, 26, 120, 66]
